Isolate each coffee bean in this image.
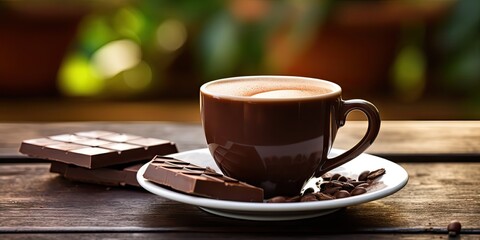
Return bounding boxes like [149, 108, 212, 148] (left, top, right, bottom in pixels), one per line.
[358, 170, 370, 181]
[267, 196, 287, 203]
[300, 194, 318, 202]
[319, 181, 338, 191]
[341, 182, 355, 191]
[351, 187, 367, 196]
[314, 192, 335, 200]
[267, 167, 387, 203]
[356, 183, 370, 189]
[286, 195, 301, 203]
[331, 173, 341, 180]
[447, 220, 461, 236]
[324, 186, 341, 195]
[303, 187, 314, 195]
[349, 180, 367, 187]
[319, 182, 327, 191]
[334, 190, 350, 199]
[329, 180, 344, 188]
[338, 176, 348, 182]
[367, 168, 386, 180]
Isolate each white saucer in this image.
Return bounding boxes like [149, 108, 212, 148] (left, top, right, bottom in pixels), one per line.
[137, 148, 408, 221]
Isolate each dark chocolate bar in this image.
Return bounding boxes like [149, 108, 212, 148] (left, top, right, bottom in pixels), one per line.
[19, 130, 178, 169]
[50, 161, 145, 187]
[143, 156, 264, 202]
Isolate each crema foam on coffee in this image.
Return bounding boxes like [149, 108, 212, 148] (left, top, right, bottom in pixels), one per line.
[204, 78, 334, 98]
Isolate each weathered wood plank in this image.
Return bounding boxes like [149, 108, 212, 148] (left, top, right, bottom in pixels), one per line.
[0, 162, 478, 234]
[336, 121, 480, 155]
[0, 121, 479, 159]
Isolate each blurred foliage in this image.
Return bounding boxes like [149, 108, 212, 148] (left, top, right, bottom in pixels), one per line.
[58, 0, 332, 98]
[391, 25, 427, 103]
[436, 0, 480, 101]
[57, 0, 478, 104]
[59, 0, 222, 98]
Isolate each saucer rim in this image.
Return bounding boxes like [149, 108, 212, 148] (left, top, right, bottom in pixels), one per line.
[136, 148, 409, 212]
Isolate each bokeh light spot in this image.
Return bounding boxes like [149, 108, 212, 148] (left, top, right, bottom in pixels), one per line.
[156, 19, 188, 52]
[58, 53, 103, 97]
[92, 39, 142, 78]
[123, 61, 152, 90]
[113, 7, 145, 41]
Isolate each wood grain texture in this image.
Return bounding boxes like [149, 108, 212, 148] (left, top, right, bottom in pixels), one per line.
[0, 121, 479, 159]
[336, 121, 480, 155]
[1, 121, 479, 237]
[0, 162, 478, 234]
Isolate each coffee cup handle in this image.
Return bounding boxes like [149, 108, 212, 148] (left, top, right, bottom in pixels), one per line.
[315, 99, 381, 177]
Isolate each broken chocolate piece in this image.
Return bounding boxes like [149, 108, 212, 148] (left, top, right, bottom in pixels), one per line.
[143, 156, 264, 202]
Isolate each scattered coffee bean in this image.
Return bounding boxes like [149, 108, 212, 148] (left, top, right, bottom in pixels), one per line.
[303, 187, 314, 195]
[341, 182, 355, 191]
[356, 183, 370, 189]
[358, 170, 370, 181]
[318, 182, 331, 192]
[351, 187, 367, 196]
[338, 176, 348, 182]
[314, 192, 335, 200]
[331, 173, 341, 180]
[334, 190, 350, 199]
[349, 180, 367, 187]
[328, 180, 343, 188]
[286, 195, 301, 202]
[324, 186, 342, 195]
[300, 194, 318, 202]
[319, 182, 327, 191]
[367, 168, 386, 180]
[447, 220, 462, 236]
[267, 196, 287, 203]
[267, 168, 386, 203]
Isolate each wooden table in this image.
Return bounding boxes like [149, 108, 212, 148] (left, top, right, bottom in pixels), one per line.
[1, 121, 479, 239]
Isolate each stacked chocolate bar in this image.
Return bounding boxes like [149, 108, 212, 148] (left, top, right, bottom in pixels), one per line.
[19, 130, 178, 187]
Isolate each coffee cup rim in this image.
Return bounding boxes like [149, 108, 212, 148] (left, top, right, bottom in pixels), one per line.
[200, 75, 342, 102]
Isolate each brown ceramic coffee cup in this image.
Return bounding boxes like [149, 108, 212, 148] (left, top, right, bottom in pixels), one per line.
[200, 76, 380, 198]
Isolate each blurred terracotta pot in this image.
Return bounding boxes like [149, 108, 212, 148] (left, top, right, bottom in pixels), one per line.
[0, 4, 87, 97]
[268, 1, 452, 96]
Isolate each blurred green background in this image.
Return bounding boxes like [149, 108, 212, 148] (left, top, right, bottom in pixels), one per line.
[0, 0, 479, 121]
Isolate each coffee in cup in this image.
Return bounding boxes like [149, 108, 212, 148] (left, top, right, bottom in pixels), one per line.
[200, 76, 380, 198]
